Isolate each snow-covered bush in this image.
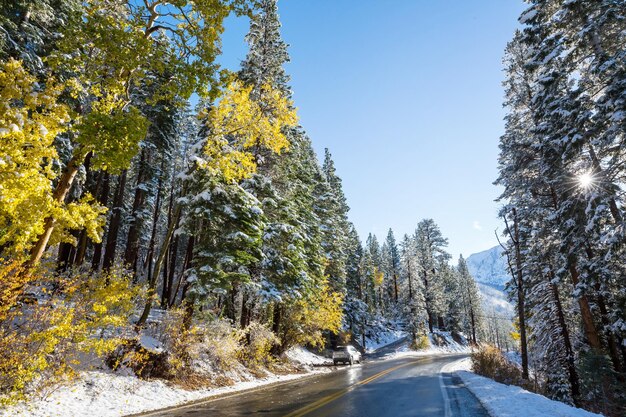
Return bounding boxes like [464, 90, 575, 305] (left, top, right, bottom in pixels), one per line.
[200, 319, 244, 372]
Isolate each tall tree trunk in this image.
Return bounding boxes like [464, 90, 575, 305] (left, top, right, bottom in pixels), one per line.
[547, 187, 603, 353]
[423, 272, 434, 333]
[73, 156, 99, 267]
[549, 272, 581, 406]
[568, 261, 603, 350]
[91, 173, 111, 270]
[136, 204, 181, 328]
[162, 187, 178, 307]
[512, 208, 529, 379]
[170, 235, 194, 308]
[56, 241, 74, 271]
[144, 158, 165, 282]
[29, 150, 87, 265]
[103, 170, 128, 270]
[393, 272, 398, 303]
[468, 292, 477, 345]
[124, 149, 149, 273]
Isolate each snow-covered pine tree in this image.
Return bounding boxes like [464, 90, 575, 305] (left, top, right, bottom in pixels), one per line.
[399, 234, 427, 341]
[414, 219, 449, 332]
[456, 255, 482, 345]
[381, 228, 401, 308]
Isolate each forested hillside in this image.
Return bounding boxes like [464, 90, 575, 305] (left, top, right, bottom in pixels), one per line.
[0, 0, 491, 407]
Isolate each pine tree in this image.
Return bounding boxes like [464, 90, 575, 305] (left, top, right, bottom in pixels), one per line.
[414, 219, 449, 332]
[382, 229, 401, 306]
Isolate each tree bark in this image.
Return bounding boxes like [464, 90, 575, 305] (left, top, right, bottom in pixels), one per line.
[91, 172, 111, 270]
[393, 272, 398, 303]
[511, 208, 529, 379]
[135, 204, 181, 327]
[124, 149, 149, 273]
[103, 170, 127, 270]
[29, 150, 87, 265]
[568, 260, 603, 350]
[549, 272, 581, 405]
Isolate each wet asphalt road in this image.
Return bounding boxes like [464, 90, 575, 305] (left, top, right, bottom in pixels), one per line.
[139, 354, 488, 417]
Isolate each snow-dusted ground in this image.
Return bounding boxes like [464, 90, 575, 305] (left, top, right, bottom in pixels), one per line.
[442, 358, 603, 417]
[365, 328, 405, 352]
[376, 331, 471, 360]
[284, 346, 332, 367]
[0, 348, 330, 417]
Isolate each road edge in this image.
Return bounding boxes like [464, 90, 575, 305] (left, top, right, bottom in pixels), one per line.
[125, 370, 326, 417]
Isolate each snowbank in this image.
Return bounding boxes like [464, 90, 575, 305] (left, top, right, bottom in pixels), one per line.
[377, 331, 471, 360]
[0, 353, 327, 417]
[365, 328, 406, 352]
[442, 358, 602, 417]
[284, 346, 331, 366]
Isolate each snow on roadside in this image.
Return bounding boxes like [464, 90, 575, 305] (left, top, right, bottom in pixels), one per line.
[0, 351, 328, 417]
[284, 346, 331, 367]
[441, 358, 602, 417]
[377, 331, 471, 360]
[441, 356, 472, 372]
[365, 329, 405, 353]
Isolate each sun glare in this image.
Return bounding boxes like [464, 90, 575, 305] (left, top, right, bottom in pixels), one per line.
[577, 172, 594, 189]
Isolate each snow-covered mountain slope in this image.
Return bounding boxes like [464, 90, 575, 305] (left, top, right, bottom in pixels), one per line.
[467, 246, 514, 319]
[466, 245, 510, 290]
[478, 282, 514, 319]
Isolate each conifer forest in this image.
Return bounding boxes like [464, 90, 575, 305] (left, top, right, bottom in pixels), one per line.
[0, 1, 625, 416]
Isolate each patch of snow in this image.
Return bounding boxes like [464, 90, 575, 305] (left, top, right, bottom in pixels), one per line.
[366, 328, 406, 353]
[456, 371, 602, 417]
[285, 346, 331, 367]
[441, 357, 472, 373]
[377, 331, 471, 360]
[139, 335, 164, 354]
[0, 368, 323, 417]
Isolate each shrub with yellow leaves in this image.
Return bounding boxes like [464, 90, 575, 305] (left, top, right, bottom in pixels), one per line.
[239, 322, 279, 369]
[0, 264, 140, 405]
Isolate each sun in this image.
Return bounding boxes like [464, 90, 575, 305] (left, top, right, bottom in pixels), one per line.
[577, 171, 594, 189]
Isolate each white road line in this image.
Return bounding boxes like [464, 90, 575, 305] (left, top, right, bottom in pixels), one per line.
[439, 365, 452, 417]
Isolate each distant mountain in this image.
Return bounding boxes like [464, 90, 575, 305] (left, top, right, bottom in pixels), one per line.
[477, 282, 514, 319]
[467, 245, 515, 319]
[466, 245, 511, 290]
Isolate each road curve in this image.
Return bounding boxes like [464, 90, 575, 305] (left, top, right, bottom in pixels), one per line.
[137, 354, 488, 417]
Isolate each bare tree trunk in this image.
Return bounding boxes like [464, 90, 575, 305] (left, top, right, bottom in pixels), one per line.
[549, 272, 581, 406]
[423, 272, 434, 333]
[469, 296, 477, 345]
[124, 149, 149, 273]
[91, 173, 111, 270]
[56, 241, 74, 271]
[136, 204, 181, 327]
[103, 170, 128, 270]
[393, 272, 398, 303]
[501, 208, 529, 379]
[144, 158, 165, 286]
[170, 235, 194, 308]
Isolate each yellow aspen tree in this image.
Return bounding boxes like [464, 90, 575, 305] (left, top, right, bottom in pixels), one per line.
[0, 60, 105, 258]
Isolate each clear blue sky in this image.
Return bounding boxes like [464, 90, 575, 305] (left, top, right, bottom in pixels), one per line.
[218, 0, 526, 260]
